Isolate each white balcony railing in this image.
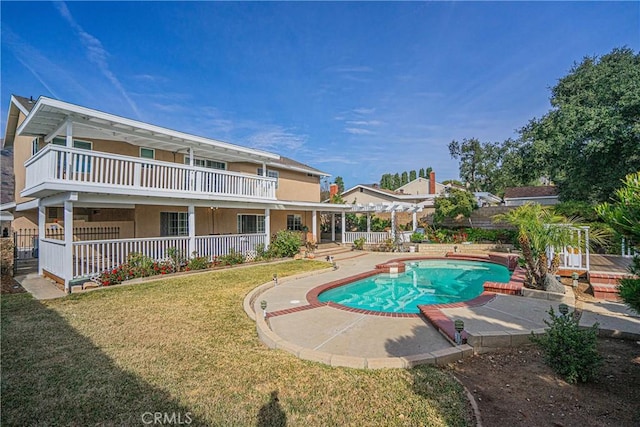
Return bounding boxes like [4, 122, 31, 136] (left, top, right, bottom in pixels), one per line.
[23, 145, 277, 200]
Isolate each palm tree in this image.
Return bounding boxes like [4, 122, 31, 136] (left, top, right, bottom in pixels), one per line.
[494, 203, 589, 290]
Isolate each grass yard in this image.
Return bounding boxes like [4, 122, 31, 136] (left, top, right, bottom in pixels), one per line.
[1, 260, 471, 426]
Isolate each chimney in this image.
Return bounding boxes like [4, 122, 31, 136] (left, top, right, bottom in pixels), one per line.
[372, 183, 379, 189]
[429, 171, 436, 194]
[329, 183, 339, 198]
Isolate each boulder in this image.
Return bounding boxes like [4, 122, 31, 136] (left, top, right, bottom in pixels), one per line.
[544, 273, 566, 294]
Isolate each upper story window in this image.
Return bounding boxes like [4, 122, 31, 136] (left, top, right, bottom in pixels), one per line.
[52, 137, 92, 172]
[184, 157, 226, 170]
[52, 137, 92, 151]
[140, 147, 155, 160]
[257, 168, 279, 188]
[31, 138, 39, 156]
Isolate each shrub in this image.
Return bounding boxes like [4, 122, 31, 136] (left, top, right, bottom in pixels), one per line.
[186, 255, 211, 271]
[1, 237, 14, 276]
[530, 306, 601, 384]
[353, 237, 366, 250]
[410, 232, 425, 243]
[167, 247, 186, 272]
[218, 248, 245, 266]
[618, 277, 640, 313]
[268, 230, 302, 258]
[254, 243, 270, 261]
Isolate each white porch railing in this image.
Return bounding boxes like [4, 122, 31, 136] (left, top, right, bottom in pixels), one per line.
[343, 231, 390, 244]
[546, 226, 590, 271]
[343, 231, 413, 244]
[23, 145, 277, 200]
[72, 236, 190, 279]
[40, 238, 66, 279]
[195, 234, 266, 259]
[66, 234, 267, 279]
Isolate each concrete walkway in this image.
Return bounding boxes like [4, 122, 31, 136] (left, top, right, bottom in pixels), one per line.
[15, 273, 66, 299]
[249, 252, 640, 369]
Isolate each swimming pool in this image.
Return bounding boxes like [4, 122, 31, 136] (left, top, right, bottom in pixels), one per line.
[317, 259, 511, 314]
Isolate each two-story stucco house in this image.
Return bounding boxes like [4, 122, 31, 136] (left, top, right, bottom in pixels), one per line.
[2, 95, 350, 290]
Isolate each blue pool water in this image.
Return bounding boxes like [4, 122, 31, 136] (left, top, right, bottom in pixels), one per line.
[318, 260, 511, 314]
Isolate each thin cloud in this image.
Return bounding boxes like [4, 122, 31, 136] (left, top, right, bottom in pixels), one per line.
[346, 120, 382, 126]
[246, 127, 307, 152]
[345, 128, 375, 135]
[353, 108, 376, 115]
[54, 1, 141, 119]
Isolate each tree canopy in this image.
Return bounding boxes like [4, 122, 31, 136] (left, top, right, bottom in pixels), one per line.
[520, 47, 640, 203]
[448, 47, 640, 202]
[433, 189, 477, 225]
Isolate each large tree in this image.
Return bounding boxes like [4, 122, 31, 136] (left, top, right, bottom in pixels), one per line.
[433, 189, 478, 225]
[334, 176, 345, 193]
[520, 47, 640, 203]
[448, 138, 503, 193]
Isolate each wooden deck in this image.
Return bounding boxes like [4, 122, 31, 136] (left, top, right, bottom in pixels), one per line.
[589, 254, 633, 274]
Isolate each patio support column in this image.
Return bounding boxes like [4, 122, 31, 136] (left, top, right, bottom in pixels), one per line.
[331, 213, 336, 242]
[341, 213, 346, 245]
[264, 208, 271, 248]
[585, 227, 590, 271]
[367, 213, 371, 232]
[188, 148, 195, 191]
[412, 211, 417, 231]
[63, 199, 74, 293]
[391, 210, 396, 242]
[312, 210, 317, 242]
[188, 205, 196, 256]
[38, 202, 45, 275]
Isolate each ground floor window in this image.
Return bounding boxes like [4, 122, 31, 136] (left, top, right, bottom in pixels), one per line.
[287, 214, 302, 231]
[237, 214, 265, 234]
[160, 212, 188, 236]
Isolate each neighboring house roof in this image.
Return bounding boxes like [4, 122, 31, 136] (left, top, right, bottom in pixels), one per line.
[503, 186, 559, 199]
[3, 95, 37, 148]
[0, 144, 14, 205]
[273, 156, 329, 177]
[12, 95, 37, 113]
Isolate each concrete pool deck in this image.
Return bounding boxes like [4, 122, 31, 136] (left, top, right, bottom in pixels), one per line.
[246, 252, 640, 369]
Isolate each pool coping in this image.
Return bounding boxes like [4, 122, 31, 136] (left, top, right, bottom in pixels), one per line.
[301, 254, 521, 320]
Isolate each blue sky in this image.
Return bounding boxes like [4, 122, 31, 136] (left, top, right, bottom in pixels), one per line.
[2, 1, 638, 188]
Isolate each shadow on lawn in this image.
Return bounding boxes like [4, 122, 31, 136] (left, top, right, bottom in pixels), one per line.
[0, 294, 206, 426]
[256, 390, 286, 427]
[384, 323, 474, 425]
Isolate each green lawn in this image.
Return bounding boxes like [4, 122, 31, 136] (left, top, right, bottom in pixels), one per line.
[1, 260, 471, 426]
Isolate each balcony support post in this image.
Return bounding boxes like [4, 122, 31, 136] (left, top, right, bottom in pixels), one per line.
[331, 213, 336, 242]
[65, 120, 73, 178]
[341, 214, 346, 245]
[264, 208, 271, 248]
[38, 201, 45, 275]
[312, 210, 317, 243]
[188, 204, 196, 257]
[63, 199, 74, 293]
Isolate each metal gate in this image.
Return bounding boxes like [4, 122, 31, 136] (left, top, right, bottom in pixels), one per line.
[13, 228, 39, 276]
